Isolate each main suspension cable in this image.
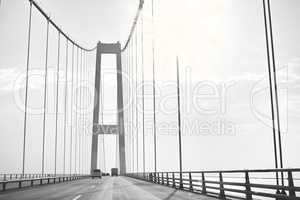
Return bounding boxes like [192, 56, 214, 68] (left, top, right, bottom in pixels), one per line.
[28, 0, 96, 52]
[122, 0, 144, 52]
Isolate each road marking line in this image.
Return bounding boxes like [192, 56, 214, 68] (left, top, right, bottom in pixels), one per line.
[91, 185, 96, 189]
[72, 194, 82, 200]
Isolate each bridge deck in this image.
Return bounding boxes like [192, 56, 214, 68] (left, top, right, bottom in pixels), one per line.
[0, 177, 215, 200]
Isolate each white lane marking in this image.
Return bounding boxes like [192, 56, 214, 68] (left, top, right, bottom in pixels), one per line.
[72, 194, 82, 200]
[91, 185, 96, 189]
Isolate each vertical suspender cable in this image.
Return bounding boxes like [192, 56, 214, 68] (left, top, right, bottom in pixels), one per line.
[127, 48, 131, 172]
[127, 45, 130, 172]
[124, 50, 128, 172]
[176, 57, 183, 189]
[101, 68, 106, 172]
[87, 52, 90, 174]
[81, 50, 83, 174]
[84, 51, 87, 174]
[79, 50, 82, 174]
[141, 11, 145, 175]
[82, 50, 84, 174]
[81, 51, 85, 174]
[70, 44, 75, 175]
[129, 42, 133, 172]
[82, 51, 84, 175]
[63, 40, 69, 175]
[266, 0, 285, 187]
[83, 52, 88, 173]
[151, 0, 157, 173]
[84, 52, 87, 174]
[54, 32, 61, 176]
[75, 48, 79, 174]
[99, 63, 102, 169]
[262, 0, 279, 187]
[131, 40, 135, 172]
[42, 19, 49, 175]
[22, 1, 32, 176]
[87, 52, 90, 173]
[135, 25, 139, 173]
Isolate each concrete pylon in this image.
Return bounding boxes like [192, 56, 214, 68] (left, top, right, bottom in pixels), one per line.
[90, 42, 126, 175]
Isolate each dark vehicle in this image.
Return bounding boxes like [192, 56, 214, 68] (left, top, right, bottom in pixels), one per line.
[102, 173, 110, 176]
[111, 168, 118, 176]
[92, 169, 102, 179]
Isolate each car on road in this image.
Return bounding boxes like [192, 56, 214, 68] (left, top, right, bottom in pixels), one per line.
[92, 169, 102, 179]
[111, 168, 118, 176]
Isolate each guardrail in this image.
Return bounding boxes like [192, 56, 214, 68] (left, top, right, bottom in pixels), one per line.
[0, 174, 73, 181]
[126, 168, 300, 200]
[0, 174, 89, 192]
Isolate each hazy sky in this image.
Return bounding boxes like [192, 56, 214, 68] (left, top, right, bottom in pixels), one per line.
[0, 0, 300, 174]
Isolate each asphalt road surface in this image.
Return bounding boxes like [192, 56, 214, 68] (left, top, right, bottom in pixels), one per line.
[0, 177, 216, 200]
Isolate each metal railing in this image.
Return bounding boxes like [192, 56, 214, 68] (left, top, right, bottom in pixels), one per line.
[126, 168, 300, 200]
[0, 174, 89, 191]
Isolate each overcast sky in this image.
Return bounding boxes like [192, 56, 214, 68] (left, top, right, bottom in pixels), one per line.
[0, 0, 300, 174]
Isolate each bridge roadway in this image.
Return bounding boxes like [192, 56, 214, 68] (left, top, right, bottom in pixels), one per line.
[0, 176, 215, 200]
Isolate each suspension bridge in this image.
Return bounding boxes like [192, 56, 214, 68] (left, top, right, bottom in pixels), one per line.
[0, 0, 299, 199]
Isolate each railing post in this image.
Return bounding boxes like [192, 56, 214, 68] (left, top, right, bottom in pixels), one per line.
[18, 181, 21, 188]
[288, 170, 296, 197]
[162, 173, 164, 185]
[179, 172, 183, 189]
[2, 183, 6, 191]
[3, 174, 6, 181]
[219, 172, 225, 199]
[189, 172, 193, 191]
[31, 180, 34, 187]
[202, 172, 206, 194]
[166, 173, 169, 186]
[172, 173, 176, 188]
[245, 172, 252, 200]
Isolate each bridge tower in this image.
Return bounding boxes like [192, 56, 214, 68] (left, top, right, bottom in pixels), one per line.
[90, 42, 126, 175]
